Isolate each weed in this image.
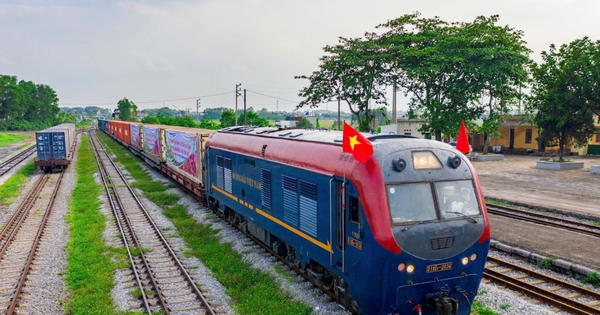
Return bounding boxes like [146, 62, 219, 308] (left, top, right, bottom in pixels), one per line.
[500, 303, 510, 310]
[477, 289, 487, 295]
[539, 257, 554, 269]
[582, 272, 599, 288]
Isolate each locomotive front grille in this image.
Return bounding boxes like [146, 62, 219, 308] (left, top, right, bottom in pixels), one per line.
[430, 236, 454, 250]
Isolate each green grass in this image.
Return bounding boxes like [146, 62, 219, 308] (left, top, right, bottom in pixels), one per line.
[539, 257, 554, 270]
[64, 133, 130, 315]
[0, 162, 36, 204]
[471, 300, 499, 315]
[484, 198, 512, 207]
[0, 132, 29, 147]
[97, 132, 312, 315]
[582, 271, 600, 288]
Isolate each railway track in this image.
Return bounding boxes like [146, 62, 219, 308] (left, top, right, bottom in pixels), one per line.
[90, 131, 220, 315]
[0, 170, 64, 314]
[484, 256, 600, 314]
[0, 145, 36, 177]
[487, 204, 600, 238]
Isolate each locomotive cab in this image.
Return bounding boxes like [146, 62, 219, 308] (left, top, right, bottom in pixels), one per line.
[371, 141, 490, 315]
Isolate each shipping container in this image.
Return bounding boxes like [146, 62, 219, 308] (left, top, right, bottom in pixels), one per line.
[98, 119, 108, 132]
[130, 122, 143, 149]
[118, 121, 133, 145]
[162, 126, 215, 185]
[142, 125, 166, 164]
[35, 123, 76, 170]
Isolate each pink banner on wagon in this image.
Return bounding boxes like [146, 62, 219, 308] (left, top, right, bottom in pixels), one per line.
[165, 130, 198, 177]
[131, 124, 141, 148]
[143, 126, 160, 156]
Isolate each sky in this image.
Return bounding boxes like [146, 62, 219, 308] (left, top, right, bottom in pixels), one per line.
[2, 0, 600, 115]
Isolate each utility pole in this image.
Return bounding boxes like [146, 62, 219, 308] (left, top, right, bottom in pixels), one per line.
[235, 83, 242, 126]
[243, 89, 247, 126]
[196, 98, 201, 122]
[337, 93, 341, 130]
[276, 100, 279, 112]
[392, 83, 397, 122]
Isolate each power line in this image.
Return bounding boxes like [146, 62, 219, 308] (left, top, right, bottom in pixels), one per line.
[59, 91, 235, 106]
[246, 90, 301, 104]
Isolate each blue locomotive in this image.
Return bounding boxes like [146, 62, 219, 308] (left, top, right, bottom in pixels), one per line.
[204, 127, 490, 315]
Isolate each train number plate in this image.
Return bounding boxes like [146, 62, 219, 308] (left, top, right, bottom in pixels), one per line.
[347, 237, 363, 250]
[426, 262, 452, 273]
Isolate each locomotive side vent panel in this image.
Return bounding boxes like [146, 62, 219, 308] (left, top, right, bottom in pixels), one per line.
[224, 157, 232, 193]
[282, 175, 299, 227]
[261, 169, 272, 210]
[299, 180, 318, 237]
[217, 156, 224, 189]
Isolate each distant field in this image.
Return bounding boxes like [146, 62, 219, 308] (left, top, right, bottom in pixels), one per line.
[0, 133, 30, 147]
[319, 119, 335, 129]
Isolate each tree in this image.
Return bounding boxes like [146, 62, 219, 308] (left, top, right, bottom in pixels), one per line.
[460, 15, 531, 154]
[378, 13, 477, 140]
[220, 109, 236, 128]
[117, 97, 138, 122]
[378, 13, 530, 143]
[296, 34, 388, 131]
[528, 37, 598, 161]
[239, 110, 269, 127]
[296, 118, 314, 129]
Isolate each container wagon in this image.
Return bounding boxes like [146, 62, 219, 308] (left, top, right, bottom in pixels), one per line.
[35, 123, 77, 172]
[98, 119, 108, 132]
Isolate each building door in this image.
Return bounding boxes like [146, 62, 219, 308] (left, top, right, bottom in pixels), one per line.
[509, 129, 515, 150]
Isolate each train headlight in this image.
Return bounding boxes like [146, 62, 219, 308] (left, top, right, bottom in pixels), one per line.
[412, 151, 442, 170]
[397, 263, 406, 272]
[470, 253, 477, 261]
[461, 257, 469, 266]
[406, 264, 415, 274]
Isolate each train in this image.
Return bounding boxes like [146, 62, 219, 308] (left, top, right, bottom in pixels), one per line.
[98, 119, 491, 315]
[35, 123, 77, 172]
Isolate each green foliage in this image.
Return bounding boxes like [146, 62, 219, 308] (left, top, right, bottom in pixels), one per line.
[141, 115, 160, 124]
[0, 133, 29, 147]
[471, 301, 500, 315]
[528, 37, 598, 161]
[238, 109, 270, 127]
[65, 134, 124, 314]
[117, 97, 138, 122]
[378, 13, 530, 140]
[0, 75, 61, 130]
[500, 303, 511, 310]
[197, 119, 220, 129]
[582, 271, 599, 288]
[0, 162, 35, 204]
[539, 257, 554, 269]
[295, 118, 314, 129]
[296, 34, 388, 131]
[220, 109, 236, 128]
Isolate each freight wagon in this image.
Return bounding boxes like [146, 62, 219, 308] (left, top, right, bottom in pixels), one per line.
[35, 123, 77, 171]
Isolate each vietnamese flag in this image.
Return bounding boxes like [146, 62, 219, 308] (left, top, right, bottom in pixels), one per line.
[456, 120, 470, 154]
[343, 121, 373, 163]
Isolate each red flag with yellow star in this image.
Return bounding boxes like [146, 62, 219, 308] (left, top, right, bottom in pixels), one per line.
[343, 121, 373, 163]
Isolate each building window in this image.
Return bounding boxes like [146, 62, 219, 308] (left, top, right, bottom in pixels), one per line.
[525, 129, 532, 144]
[596, 133, 600, 143]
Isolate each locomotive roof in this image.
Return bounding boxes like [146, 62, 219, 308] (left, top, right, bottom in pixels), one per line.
[218, 126, 420, 146]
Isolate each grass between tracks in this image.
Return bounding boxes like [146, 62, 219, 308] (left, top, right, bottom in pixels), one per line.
[97, 132, 312, 315]
[65, 133, 129, 315]
[0, 132, 29, 147]
[0, 162, 35, 204]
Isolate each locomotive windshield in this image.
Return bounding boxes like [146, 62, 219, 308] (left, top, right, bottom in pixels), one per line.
[387, 180, 480, 224]
[388, 183, 437, 223]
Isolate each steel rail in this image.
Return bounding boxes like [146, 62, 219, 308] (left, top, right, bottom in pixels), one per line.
[88, 132, 153, 314]
[7, 171, 64, 315]
[93, 131, 216, 315]
[487, 205, 600, 238]
[0, 145, 36, 176]
[485, 256, 600, 315]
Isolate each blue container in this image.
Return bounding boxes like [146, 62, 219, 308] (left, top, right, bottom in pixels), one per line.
[35, 123, 75, 162]
[98, 119, 108, 132]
